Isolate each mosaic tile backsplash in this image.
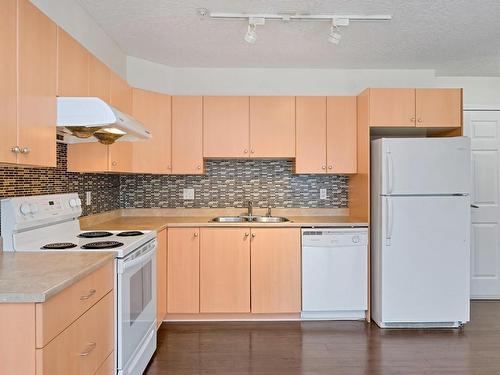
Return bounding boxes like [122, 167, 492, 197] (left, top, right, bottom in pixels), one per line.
[0, 144, 120, 234]
[120, 160, 348, 209]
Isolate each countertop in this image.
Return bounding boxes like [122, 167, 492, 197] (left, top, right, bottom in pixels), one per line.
[80, 208, 368, 232]
[0, 251, 116, 303]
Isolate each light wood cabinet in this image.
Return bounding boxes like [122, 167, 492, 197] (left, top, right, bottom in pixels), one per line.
[415, 88, 462, 128]
[200, 228, 251, 313]
[368, 88, 416, 127]
[250, 228, 301, 313]
[250, 96, 296, 158]
[172, 96, 203, 174]
[57, 28, 89, 96]
[132, 89, 172, 174]
[156, 229, 167, 328]
[167, 228, 200, 313]
[0, 0, 18, 165]
[327, 96, 357, 173]
[89, 55, 110, 102]
[203, 96, 250, 158]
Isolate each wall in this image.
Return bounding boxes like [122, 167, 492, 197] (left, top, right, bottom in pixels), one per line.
[120, 160, 348, 209]
[0, 144, 120, 234]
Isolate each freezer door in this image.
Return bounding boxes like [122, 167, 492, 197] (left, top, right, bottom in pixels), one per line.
[380, 195, 470, 323]
[376, 137, 470, 195]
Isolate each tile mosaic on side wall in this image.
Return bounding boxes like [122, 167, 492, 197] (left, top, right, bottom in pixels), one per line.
[0, 144, 120, 234]
[120, 159, 348, 209]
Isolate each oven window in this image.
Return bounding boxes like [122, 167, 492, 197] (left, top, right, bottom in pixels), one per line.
[129, 260, 153, 326]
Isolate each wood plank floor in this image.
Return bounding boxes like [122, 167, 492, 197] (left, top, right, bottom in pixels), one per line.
[145, 301, 500, 375]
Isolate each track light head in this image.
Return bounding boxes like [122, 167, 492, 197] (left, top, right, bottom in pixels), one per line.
[328, 20, 342, 45]
[245, 23, 257, 44]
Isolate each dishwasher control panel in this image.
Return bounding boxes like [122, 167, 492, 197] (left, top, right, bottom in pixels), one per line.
[302, 228, 368, 247]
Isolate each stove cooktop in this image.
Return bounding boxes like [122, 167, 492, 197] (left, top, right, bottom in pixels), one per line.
[41, 242, 78, 250]
[78, 231, 114, 238]
[81, 241, 124, 249]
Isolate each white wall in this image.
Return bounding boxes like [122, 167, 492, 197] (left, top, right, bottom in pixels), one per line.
[436, 77, 500, 109]
[31, 0, 127, 78]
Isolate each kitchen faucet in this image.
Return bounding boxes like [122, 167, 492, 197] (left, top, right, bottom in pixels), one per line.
[247, 200, 253, 217]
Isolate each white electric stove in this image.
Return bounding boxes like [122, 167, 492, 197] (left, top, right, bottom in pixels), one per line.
[1, 193, 157, 375]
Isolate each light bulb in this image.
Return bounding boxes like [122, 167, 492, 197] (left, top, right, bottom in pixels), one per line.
[328, 25, 341, 44]
[245, 24, 257, 44]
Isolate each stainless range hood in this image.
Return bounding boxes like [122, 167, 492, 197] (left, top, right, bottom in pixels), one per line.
[56, 97, 151, 145]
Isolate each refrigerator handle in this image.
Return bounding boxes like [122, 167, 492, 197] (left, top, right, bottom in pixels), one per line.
[387, 150, 394, 194]
[386, 198, 393, 246]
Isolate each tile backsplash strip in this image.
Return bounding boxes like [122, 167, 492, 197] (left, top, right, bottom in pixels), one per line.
[0, 144, 120, 234]
[120, 160, 348, 209]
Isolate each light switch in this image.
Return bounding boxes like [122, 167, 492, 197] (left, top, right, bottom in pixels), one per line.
[183, 188, 195, 200]
[320, 188, 327, 200]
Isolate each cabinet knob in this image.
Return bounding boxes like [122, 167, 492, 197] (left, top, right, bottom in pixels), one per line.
[250, 149, 255, 154]
[197, 165, 201, 170]
[167, 165, 171, 170]
[251, 233, 256, 238]
[112, 161, 117, 166]
[417, 118, 422, 123]
[11, 146, 20, 154]
[244, 149, 248, 154]
[410, 117, 416, 122]
[322, 165, 326, 170]
[328, 165, 333, 170]
[194, 232, 198, 237]
[20, 147, 30, 154]
[244, 232, 249, 237]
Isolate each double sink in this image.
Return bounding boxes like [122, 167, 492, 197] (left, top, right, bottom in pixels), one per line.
[212, 215, 290, 223]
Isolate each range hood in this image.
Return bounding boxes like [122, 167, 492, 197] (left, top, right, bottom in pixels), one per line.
[56, 97, 151, 145]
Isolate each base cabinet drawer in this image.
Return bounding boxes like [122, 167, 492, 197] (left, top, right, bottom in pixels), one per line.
[36, 292, 114, 375]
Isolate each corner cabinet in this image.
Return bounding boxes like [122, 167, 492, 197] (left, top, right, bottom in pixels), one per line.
[0, 0, 57, 167]
[295, 96, 357, 174]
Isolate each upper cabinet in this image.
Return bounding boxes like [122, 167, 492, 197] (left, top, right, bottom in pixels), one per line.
[88, 55, 110, 102]
[295, 96, 357, 174]
[172, 96, 203, 174]
[17, 0, 57, 167]
[368, 88, 462, 128]
[203, 96, 250, 158]
[250, 96, 296, 158]
[132, 89, 172, 174]
[57, 29, 89, 97]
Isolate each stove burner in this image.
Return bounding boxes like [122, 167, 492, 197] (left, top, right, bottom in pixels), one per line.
[116, 231, 144, 237]
[81, 241, 124, 249]
[78, 231, 113, 238]
[42, 242, 77, 250]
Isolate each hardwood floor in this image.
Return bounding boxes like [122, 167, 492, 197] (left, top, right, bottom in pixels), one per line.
[146, 301, 500, 375]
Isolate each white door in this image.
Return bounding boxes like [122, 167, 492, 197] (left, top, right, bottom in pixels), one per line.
[381, 195, 470, 323]
[377, 137, 470, 195]
[464, 110, 500, 298]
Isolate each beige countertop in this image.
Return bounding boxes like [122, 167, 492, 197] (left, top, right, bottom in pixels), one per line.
[80, 208, 368, 232]
[0, 251, 116, 303]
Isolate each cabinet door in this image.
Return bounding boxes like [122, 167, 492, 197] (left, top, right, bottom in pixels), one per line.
[167, 228, 200, 313]
[295, 96, 327, 174]
[18, 0, 57, 167]
[109, 72, 133, 172]
[250, 96, 295, 157]
[369, 88, 416, 127]
[89, 55, 110, 102]
[67, 143, 109, 172]
[156, 229, 167, 328]
[327, 96, 357, 174]
[203, 96, 250, 158]
[172, 96, 203, 174]
[250, 228, 301, 313]
[200, 228, 251, 313]
[416, 88, 462, 128]
[57, 28, 89, 96]
[132, 89, 172, 174]
[0, 0, 17, 164]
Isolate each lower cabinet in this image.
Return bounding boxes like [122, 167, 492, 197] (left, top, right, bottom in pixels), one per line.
[165, 227, 301, 315]
[156, 229, 167, 328]
[200, 228, 251, 313]
[250, 228, 302, 313]
[167, 228, 200, 313]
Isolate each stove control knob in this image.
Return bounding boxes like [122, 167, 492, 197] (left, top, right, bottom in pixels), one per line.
[20, 203, 31, 215]
[69, 198, 78, 208]
[352, 235, 361, 244]
[76, 198, 82, 206]
[29, 204, 39, 214]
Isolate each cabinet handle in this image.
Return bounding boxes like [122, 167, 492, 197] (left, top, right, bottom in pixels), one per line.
[20, 147, 30, 154]
[244, 232, 249, 237]
[112, 161, 118, 166]
[250, 149, 255, 154]
[244, 149, 248, 154]
[80, 289, 96, 301]
[328, 165, 333, 170]
[11, 146, 20, 154]
[410, 117, 416, 122]
[251, 233, 256, 238]
[79, 342, 97, 357]
[167, 165, 171, 170]
[417, 118, 422, 123]
[197, 165, 201, 170]
[322, 165, 326, 170]
[194, 232, 198, 237]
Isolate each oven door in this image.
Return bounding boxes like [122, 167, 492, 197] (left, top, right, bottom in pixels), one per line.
[117, 239, 157, 371]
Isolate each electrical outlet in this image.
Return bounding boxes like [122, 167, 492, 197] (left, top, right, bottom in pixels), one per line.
[85, 191, 92, 206]
[320, 188, 327, 200]
[183, 188, 195, 200]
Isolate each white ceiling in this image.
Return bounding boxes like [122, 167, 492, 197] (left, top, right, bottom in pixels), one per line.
[77, 0, 500, 75]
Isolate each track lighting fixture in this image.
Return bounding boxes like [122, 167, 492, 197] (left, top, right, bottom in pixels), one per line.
[245, 23, 257, 44]
[328, 20, 342, 45]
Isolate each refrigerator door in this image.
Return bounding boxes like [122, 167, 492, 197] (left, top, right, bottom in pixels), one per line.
[379, 195, 470, 324]
[374, 137, 470, 195]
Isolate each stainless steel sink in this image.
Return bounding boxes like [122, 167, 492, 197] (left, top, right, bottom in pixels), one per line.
[211, 216, 248, 223]
[251, 216, 290, 223]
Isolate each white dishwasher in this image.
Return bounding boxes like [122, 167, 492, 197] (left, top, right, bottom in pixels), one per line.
[301, 227, 368, 320]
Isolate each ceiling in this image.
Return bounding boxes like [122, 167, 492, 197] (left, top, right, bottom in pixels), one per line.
[77, 0, 500, 75]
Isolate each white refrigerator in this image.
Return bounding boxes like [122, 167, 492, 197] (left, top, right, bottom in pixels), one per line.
[371, 137, 471, 328]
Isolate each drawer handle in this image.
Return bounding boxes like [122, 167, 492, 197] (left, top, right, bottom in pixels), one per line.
[79, 342, 97, 357]
[80, 289, 96, 301]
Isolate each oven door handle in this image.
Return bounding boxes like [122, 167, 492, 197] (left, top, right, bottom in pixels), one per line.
[121, 244, 156, 272]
